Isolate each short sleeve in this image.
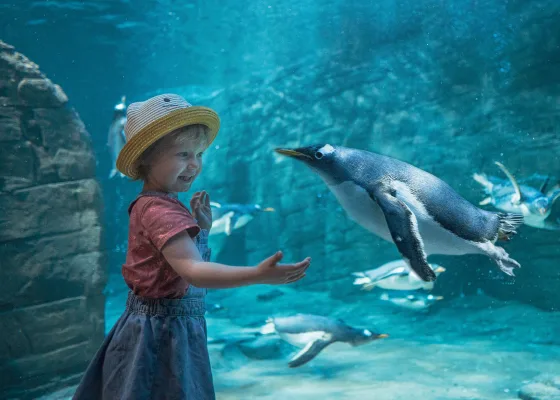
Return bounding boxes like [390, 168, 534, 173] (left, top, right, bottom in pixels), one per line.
[140, 197, 201, 251]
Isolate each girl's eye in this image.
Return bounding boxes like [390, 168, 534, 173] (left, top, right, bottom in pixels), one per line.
[177, 152, 189, 157]
[197, 152, 203, 158]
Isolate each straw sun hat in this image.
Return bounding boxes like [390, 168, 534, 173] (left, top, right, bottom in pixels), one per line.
[116, 93, 220, 179]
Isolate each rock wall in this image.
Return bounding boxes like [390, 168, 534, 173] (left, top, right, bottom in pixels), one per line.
[191, 0, 560, 311]
[0, 41, 107, 399]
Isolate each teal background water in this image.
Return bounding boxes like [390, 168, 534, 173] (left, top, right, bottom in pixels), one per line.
[2, 1, 560, 399]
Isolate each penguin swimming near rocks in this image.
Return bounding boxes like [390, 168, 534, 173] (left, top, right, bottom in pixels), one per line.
[209, 202, 275, 236]
[352, 259, 446, 291]
[259, 314, 388, 368]
[275, 144, 524, 281]
[379, 292, 444, 311]
[473, 161, 560, 231]
[107, 96, 127, 179]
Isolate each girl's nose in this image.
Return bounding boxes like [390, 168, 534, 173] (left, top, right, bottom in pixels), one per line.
[187, 158, 200, 171]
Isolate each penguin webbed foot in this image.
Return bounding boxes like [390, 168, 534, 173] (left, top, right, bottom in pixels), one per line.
[368, 184, 436, 283]
[493, 246, 521, 276]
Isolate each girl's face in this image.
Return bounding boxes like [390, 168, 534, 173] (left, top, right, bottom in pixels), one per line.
[143, 128, 208, 193]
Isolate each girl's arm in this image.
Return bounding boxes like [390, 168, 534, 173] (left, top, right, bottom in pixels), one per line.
[162, 230, 311, 289]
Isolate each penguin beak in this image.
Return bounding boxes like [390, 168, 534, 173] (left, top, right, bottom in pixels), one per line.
[435, 266, 446, 273]
[263, 207, 275, 212]
[377, 333, 389, 339]
[275, 148, 313, 160]
[435, 296, 444, 301]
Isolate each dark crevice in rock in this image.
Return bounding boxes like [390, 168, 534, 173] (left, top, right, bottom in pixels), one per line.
[0, 85, 9, 97]
[13, 314, 34, 356]
[19, 107, 43, 147]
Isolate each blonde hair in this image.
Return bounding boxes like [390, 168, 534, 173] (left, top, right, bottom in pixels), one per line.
[133, 124, 209, 181]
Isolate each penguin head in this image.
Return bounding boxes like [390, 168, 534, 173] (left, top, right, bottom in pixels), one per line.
[275, 144, 348, 185]
[350, 328, 389, 346]
[529, 196, 551, 216]
[251, 204, 276, 214]
[426, 294, 444, 303]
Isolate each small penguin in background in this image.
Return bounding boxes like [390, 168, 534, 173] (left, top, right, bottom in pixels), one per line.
[275, 144, 524, 281]
[209, 202, 275, 236]
[107, 96, 127, 179]
[352, 259, 447, 291]
[473, 161, 560, 230]
[259, 314, 388, 368]
[379, 292, 444, 311]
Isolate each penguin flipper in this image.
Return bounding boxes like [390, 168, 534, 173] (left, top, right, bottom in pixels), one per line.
[288, 337, 333, 368]
[375, 266, 409, 281]
[494, 161, 523, 204]
[539, 175, 551, 194]
[224, 213, 239, 236]
[368, 184, 436, 282]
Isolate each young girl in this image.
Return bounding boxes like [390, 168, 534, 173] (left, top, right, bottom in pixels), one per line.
[73, 93, 311, 400]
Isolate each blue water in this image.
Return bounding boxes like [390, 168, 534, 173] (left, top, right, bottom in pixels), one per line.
[2, 1, 560, 399]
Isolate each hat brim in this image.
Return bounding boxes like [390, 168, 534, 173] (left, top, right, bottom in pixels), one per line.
[116, 106, 220, 179]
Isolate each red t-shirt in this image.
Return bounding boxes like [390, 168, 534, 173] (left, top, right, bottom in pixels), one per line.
[122, 194, 201, 299]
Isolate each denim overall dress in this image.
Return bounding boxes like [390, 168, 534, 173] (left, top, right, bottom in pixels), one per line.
[73, 194, 215, 400]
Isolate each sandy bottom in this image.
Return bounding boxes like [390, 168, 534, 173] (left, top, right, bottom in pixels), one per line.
[42, 275, 560, 400]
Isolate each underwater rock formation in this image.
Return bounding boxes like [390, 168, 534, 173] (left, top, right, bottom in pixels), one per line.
[0, 40, 107, 399]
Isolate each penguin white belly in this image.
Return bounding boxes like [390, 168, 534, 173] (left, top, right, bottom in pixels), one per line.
[377, 275, 432, 291]
[280, 331, 325, 348]
[497, 202, 547, 228]
[235, 214, 254, 229]
[389, 299, 429, 310]
[329, 181, 482, 256]
[496, 201, 529, 215]
[328, 181, 393, 242]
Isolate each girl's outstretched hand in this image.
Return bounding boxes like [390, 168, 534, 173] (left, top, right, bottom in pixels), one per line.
[256, 251, 311, 285]
[191, 190, 212, 230]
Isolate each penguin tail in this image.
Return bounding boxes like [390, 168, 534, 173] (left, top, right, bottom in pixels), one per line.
[496, 213, 524, 241]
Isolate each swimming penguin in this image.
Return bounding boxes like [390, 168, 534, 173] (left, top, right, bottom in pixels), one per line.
[379, 292, 444, 311]
[107, 96, 127, 179]
[275, 144, 524, 281]
[352, 259, 446, 291]
[209, 201, 275, 236]
[473, 162, 560, 231]
[259, 314, 388, 368]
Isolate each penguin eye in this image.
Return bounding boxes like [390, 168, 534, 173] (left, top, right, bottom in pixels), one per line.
[315, 151, 324, 159]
